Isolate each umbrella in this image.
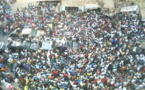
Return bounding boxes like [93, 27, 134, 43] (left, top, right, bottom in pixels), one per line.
[63, 74, 68, 77]
[0, 63, 5, 68]
[30, 43, 40, 50]
[53, 71, 58, 74]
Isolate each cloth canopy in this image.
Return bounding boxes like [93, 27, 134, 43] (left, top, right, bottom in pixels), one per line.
[120, 5, 139, 12]
[21, 28, 32, 35]
[30, 42, 40, 50]
[22, 41, 31, 49]
[11, 41, 21, 47]
[41, 41, 52, 50]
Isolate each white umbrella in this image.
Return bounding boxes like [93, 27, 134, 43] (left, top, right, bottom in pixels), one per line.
[21, 28, 32, 35]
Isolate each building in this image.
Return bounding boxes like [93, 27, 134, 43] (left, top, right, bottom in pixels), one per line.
[27, 0, 145, 16]
[60, 0, 100, 11]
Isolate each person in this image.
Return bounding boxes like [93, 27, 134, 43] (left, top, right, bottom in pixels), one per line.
[1, 0, 145, 90]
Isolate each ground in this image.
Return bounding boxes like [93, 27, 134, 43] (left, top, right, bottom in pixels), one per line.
[9, 0, 29, 12]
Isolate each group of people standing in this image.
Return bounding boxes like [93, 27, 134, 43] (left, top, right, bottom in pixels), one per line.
[0, 0, 145, 90]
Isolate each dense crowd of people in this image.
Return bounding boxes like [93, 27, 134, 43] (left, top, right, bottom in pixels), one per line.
[0, 0, 11, 36]
[0, 0, 145, 90]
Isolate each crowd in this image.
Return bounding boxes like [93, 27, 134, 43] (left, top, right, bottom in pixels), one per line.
[0, 0, 11, 36]
[0, 0, 145, 90]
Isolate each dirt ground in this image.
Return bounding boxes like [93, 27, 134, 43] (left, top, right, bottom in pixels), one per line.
[9, 0, 29, 12]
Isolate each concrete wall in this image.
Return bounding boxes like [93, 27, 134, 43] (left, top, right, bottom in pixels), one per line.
[103, 0, 115, 9]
